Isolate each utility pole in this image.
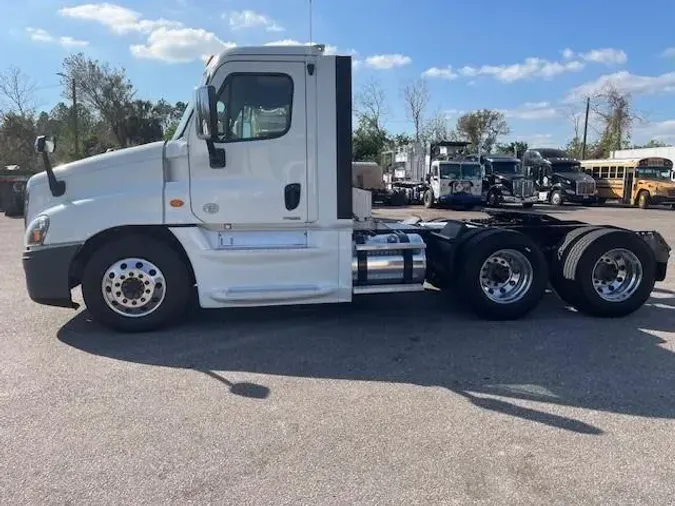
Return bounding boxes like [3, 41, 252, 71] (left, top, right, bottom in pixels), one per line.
[57, 72, 79, 158]
[581, 96, 590, 160]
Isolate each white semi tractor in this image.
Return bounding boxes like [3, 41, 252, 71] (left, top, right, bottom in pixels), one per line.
[22, 45, 670, 332]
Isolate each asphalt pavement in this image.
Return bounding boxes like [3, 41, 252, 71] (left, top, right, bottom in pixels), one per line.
[2, 204, 675, 505]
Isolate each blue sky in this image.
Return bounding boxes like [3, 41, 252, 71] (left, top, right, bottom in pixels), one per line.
[3, 0, 675, 147]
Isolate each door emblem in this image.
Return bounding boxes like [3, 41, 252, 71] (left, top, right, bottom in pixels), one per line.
[203, 203, 219, 214]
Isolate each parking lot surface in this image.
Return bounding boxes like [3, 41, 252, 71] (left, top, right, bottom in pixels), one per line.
[2, 204, 675, 505]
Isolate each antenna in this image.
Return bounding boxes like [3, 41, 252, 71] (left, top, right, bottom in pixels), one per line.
[309, 0, 313, 43]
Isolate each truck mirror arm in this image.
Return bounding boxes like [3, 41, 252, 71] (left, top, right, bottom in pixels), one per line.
[34, 135, 66, 197]
[206, 141, 226, 168]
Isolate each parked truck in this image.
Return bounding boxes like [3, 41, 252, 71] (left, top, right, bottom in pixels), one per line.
[522, 148, 598, 206]
[469, 154, 537, 208]
[0, 165, 36, 217]
[22, 45, 671, 332]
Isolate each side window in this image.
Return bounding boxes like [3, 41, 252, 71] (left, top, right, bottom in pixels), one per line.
[600, 166, 609, 178]
[592, 166, 600, 178]
[617, 167, 625, 178]
[215, 73, 293, 142]
[432, 165, 439, 177]
[609, 166, 617, 178]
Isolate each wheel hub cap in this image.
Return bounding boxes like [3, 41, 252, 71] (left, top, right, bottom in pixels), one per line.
[102, 258, 166, 317]
[479, 249, 534, 304]
[592, 248, 643, 302]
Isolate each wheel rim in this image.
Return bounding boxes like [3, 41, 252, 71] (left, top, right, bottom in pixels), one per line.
[101, 258, 166, 317]
[552, 193, 561, 205]
[479, 249, 534, 304]
[591, 248, 643, 302]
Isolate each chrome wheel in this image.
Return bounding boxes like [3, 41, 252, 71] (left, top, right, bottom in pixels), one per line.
[479, 249, 534, 304]
[101, 258, 166, 317]
[592, 248, 643, 302]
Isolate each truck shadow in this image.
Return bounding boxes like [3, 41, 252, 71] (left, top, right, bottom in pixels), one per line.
[57, 287, 675, 435]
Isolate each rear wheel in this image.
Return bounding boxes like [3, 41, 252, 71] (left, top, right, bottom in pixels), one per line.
[456, 229, 548, 320]
[82, 235, 193, 332]
[552, 228, 655, 317]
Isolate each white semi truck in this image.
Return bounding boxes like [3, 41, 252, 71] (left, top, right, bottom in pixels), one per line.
[22, 45, 671, 332]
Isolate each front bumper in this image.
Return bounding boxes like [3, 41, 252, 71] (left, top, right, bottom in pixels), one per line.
[502, 194, 538, 204]
[438, 193, 483, 205]
[23, 243, 81, 308]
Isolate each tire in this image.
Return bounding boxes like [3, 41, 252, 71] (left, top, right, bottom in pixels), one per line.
[550, 190, 564, 206]
[423, 190, 435, 208]
[82, 235, 193, 332]
[456, 229, 548, 320]
[638, 190, 650, 209]
[554, 228, 656, 317]
[486, 189, 500, 207]
[550, 226, 603, 307]
[522, 202, 534, 209]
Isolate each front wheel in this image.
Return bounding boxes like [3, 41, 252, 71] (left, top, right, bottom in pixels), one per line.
[550, 190, 564, 206]
[638, 190, 650, 209]
[82, 235, 193, 332]
[456, 229, 548, 320]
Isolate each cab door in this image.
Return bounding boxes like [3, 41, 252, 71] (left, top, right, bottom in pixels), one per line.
[188, 61, 309, 225]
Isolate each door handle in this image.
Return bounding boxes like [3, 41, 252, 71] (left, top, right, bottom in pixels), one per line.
[284, 183, 301, 211]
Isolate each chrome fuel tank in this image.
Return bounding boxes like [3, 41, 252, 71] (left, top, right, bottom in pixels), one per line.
[352, 233, 426, 287]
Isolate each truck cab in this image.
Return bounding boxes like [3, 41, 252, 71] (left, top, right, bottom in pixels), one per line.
[522, 148, 597, 206]
[477, 155, 537, 208]
[21, 45, 671, 332]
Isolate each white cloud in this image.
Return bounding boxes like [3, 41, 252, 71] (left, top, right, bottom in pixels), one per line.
[503, 102, 559, 120]
[562, 48, 626, 64]
[566, 71, 675, 100]
[26, 27, 88, 47]
[130, 27, 235, 63]
[59, 3, 182, 34]
[579, 48, 627, 65]
[226, 10, 283, 32]
[459, 57, 584, 83]
[661, 47, 675, 59]
[364, 54, 411, 70]
[635, 120, 675, 143]
[422, 66, 458, 80]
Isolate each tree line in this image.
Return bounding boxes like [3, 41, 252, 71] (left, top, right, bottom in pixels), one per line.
[0, 54, 186, 170]
[0, 55, 670, 171]
[353, 78, 670, 164]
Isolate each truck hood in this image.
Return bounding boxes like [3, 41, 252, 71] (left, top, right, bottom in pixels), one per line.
[553, 171, 594, 183]
[30, 141, 165, 186]
[26, 141, 166, 222]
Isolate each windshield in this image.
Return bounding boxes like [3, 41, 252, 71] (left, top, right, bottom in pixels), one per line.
[638, 167, 672, 180]
[440, 163, 460, 179]
[461, 163, 482, 178]
[552, 162, 581, 173]
[490, 161, 520, 174]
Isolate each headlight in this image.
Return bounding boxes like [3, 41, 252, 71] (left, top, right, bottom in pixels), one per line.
[25, 215, 50, 246]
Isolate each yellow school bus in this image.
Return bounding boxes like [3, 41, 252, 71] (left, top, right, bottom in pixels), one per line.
[580, 156, 675, 209]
